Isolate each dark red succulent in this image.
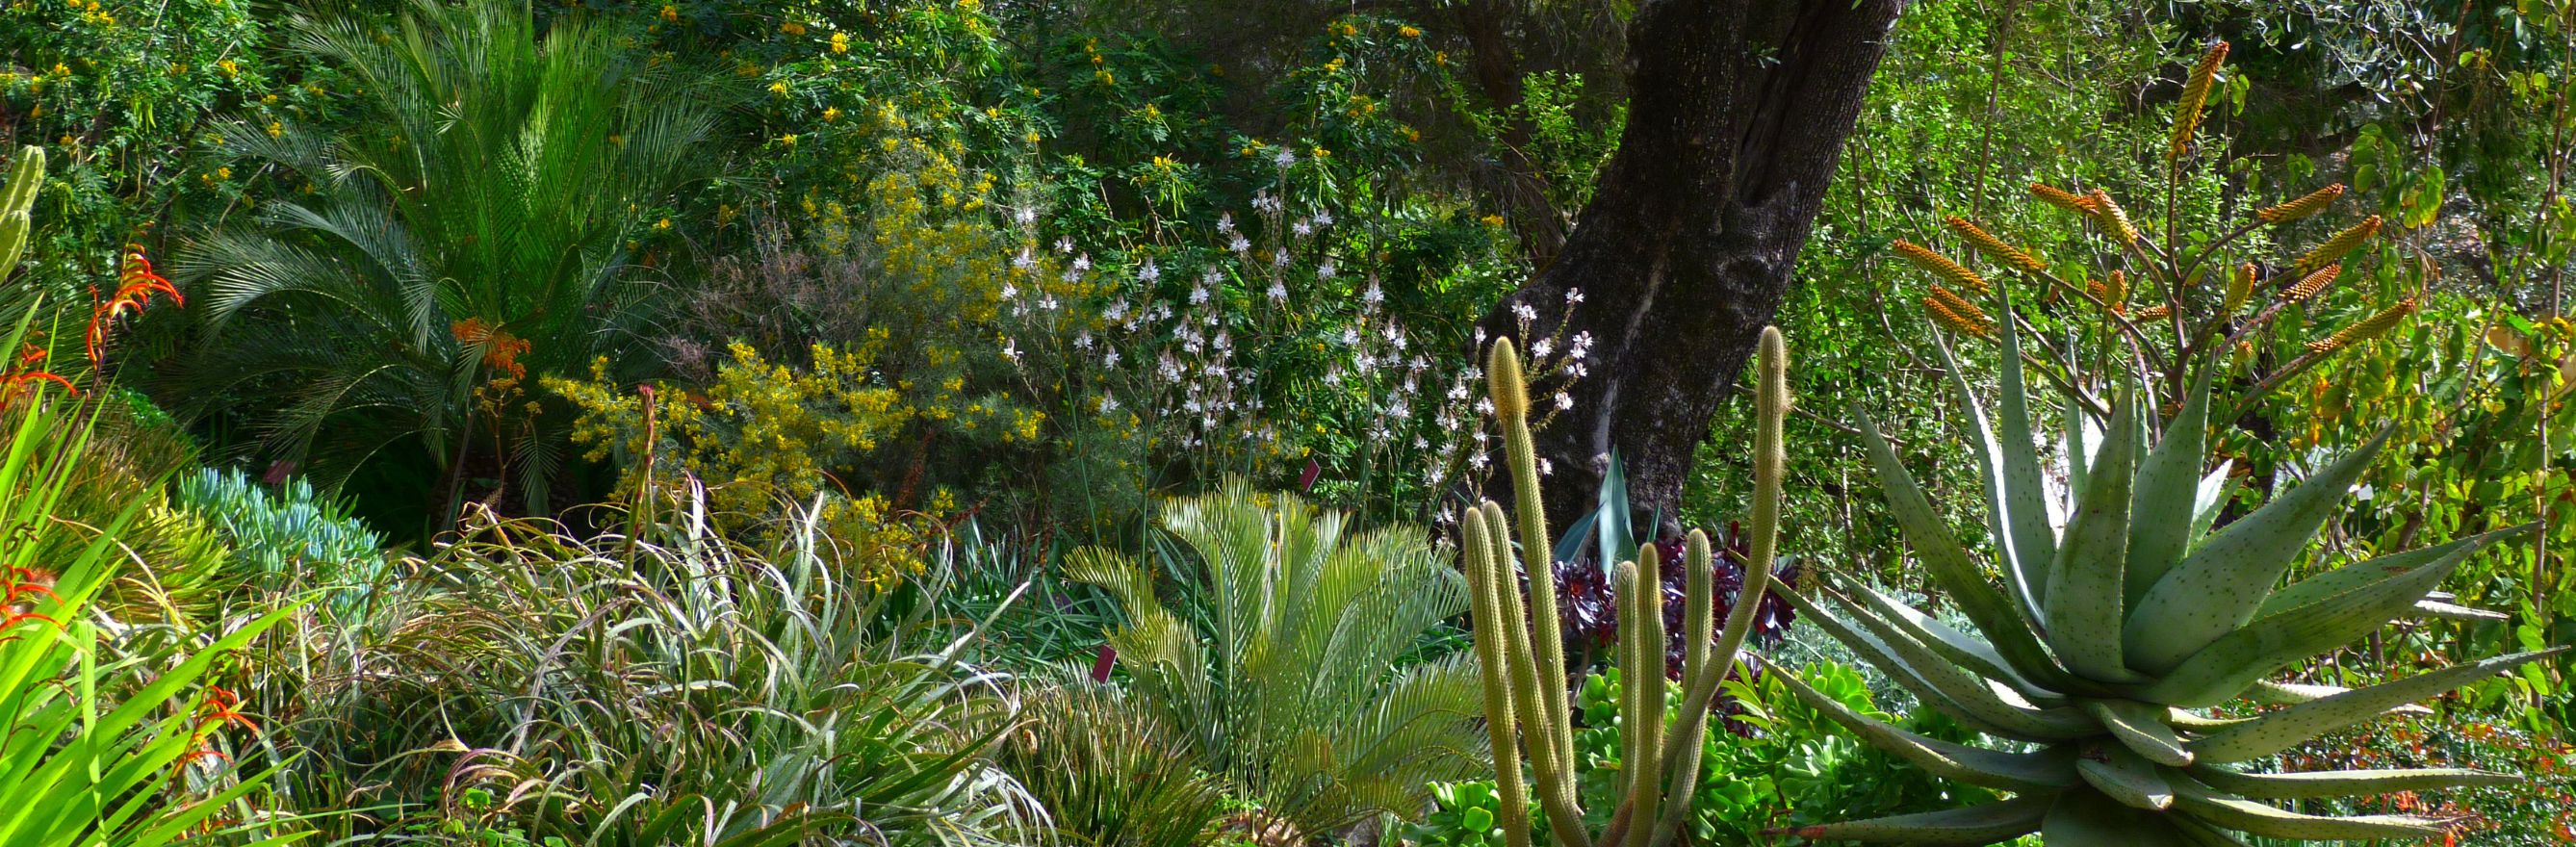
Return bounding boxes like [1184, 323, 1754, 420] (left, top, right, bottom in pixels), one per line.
[1522, 522, 1801, 724]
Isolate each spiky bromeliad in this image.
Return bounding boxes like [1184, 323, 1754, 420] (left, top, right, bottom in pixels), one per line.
[1765, 290, 2558, 844]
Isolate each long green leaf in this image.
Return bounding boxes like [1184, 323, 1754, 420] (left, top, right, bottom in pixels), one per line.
[2075, 747, 2176, 811]
[2191, 648, 2567, 763]
[1987, 294, 2062, 611]
[2135, 534, 2478, 707]
[2047, 386, 2140, 682]
[2188, 765, 2516, 799]
[1773, 670, 2079, 791]
[2081, 699, 2193, 767]
[1851, 404, 2065, 686]
[2127, 363, 2213, 603]
[2125, 428, 2394, 674]
[2171, 778, 2444, 840]
[2045, 788, 2195, 846]
[1785, 585, 2096, 741]
[2254, 525, 2527, 621]
[1774, 794, 2052, 845]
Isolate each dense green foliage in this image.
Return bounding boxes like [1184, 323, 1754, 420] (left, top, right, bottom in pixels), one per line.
[0, 0, 2567, 843]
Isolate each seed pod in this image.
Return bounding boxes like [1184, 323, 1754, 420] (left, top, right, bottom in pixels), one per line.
[2280, 264, 2340, 302]
[1893, 240, 1991, 295]
[2294, 216, 2381, 274]
[2223, 263, 2254, 315]
[2134, 304, 2174, 321]
[2032, 182, 2096, 215]
[1943, 216, 2048, 272]
[2306, 298, 2417, 353]
[2258, 183, 2345, 224]
[2088, 189, 2141, 245]
[2103, 270, 2129, 315]
[2169, 41, 2229, 161]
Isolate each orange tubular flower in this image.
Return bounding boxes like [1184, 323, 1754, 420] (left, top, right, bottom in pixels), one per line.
[2258, 183, 2346, 224]
[1943, 216, 2048, 272]
[0, 344, 73, 402]
[1892, 240, 1992, 295]
[2031, 182, 2097, 215]
[88, 246, 185, 365]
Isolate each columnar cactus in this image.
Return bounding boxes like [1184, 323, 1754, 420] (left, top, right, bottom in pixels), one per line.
[1459, 326, 1790, 847]
[0, 145, 43, 276]
[1766, 300, 2562, 844]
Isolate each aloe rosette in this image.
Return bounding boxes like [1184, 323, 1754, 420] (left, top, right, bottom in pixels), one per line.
[1771, 303, 2559, 845]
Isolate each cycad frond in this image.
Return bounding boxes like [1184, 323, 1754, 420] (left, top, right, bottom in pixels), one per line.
[1071, 481, 1482, 834]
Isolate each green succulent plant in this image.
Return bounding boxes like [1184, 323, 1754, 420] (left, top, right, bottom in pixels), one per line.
[0, 144, 39, 277]
[1455, 326, 1789, 847]
[1768, 295, 2561, 845]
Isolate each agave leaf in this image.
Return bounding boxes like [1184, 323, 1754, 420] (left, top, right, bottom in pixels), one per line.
[2066, 370, 2097, 495]
[1988, 293, 2063, 610]
[1598, 450, 1636, 575]
[1774, 795, 2052, 845]
[1928, 333, 2050, 625]
[2125, 428, 2395, 674]
[2048, 386, 2141, 682]
[1844, 580, 2059, 703]
[2187, 462, 2239, 548]
[1787, 584, 2097, 740]
[2413, 598, 2511, 622]
[1774, 669, 2080, 791]
[1851, 404, 2065, 685]
[2080, 699, 2193, 766]
[2134, 535, 2476, 708]
[2188, 765, 2517, 799]
[2192, 648, 2568, 763]
[2043, 789, 2196, 846]
[2254, 525, 2527, 620]
[2075, 747, 2176, 810]
[2170, 778, 2445, 840]
[2127, 363, 2214, 603]
[2244, 680, 2431, 716]
[2170, 816, 2256, 847]
[2243, 680, 2342, 705]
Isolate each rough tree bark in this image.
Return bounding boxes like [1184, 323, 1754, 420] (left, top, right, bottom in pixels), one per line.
[1481, 0, 1904, 535]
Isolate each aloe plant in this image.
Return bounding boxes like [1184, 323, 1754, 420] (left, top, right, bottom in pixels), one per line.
[0, 306, 303, 846]
[1765, 289, 2559, 843]
[1457, 326, 1790, 847]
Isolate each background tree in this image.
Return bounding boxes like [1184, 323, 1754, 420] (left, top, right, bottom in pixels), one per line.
[1480, 0, 1906, 531]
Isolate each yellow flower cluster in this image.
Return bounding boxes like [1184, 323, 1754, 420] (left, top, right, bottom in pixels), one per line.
[552, 110, 1127, 576]
[552, 342, 931, 582]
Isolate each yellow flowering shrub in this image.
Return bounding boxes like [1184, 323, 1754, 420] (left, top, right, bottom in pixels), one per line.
[553, 340, 936, 583]
[554, 115, 1144, 566]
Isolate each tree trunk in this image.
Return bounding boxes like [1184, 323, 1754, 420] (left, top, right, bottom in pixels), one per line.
[1481, 0, 1903, 537]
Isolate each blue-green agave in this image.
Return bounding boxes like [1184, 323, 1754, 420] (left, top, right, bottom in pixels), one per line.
[1772, 300, 2557, 845]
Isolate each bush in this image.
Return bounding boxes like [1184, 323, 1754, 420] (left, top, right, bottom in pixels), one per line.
[998, 681, 1227, 847]
[236, 490, 1043, 843]
[1067, 481, 1486, 836]
[1406, 662, 2016, 847]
